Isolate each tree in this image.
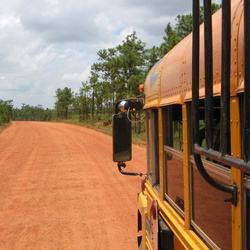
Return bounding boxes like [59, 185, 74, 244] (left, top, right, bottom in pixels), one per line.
[145, 46, 162, 73]
[55, 87, 73, 119]
[160, 23, 180, 57]
[11, 104, 52, 121]
[159, 3, 221, 57]
[0, 100, 13, 124]
[175, 13, 193, 39]
[117, 32, 147, 98]
[91, 32, 147, 113]
[94, 48, 120, 107]
[72, 82, 91, 121]
[89, 68, 99, 118]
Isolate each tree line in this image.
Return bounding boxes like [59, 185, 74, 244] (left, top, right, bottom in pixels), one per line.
[12, 104, 53, 121]
[1, 4, 221, 126]
[0, 100, 54, 125]
[0, 100, 13, 124]
[54, 3, 220, 122]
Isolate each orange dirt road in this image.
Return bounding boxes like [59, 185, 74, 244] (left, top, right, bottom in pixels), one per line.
[0, 121, 146, 249]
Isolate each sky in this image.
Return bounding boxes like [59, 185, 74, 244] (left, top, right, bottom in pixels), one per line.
[0, 0, 218, 109]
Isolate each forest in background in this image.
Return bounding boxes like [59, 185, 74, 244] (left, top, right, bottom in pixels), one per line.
[0, 4, 221, 127]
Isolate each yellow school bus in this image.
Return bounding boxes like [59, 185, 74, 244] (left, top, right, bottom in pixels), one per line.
[112, 0, 250, 249]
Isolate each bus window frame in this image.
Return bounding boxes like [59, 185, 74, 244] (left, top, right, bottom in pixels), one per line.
[188, 99, 233, 249]
[162, 105, 185, 215]
[164, 145, 185, 217]
[190, 154, 232, 250]
[190, 156, 231, 184]
[146, 109, 159, 187]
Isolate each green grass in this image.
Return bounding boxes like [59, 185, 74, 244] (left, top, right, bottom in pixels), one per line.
[0, 122, 11, 133]
[57, 117, 146, 145]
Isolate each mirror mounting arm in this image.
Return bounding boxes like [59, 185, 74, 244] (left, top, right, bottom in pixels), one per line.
[117, 162, 144, 176]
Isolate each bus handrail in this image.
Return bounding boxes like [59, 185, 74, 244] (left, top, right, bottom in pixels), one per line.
[193, 151, 238, 206]
[191, 0, 240, 206]
[194, 144, 250, 173]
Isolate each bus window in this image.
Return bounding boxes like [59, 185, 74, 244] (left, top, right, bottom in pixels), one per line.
[190, 99, 232, 249]
[191, 160, 232, 249]
[197, 98, 221, 152]
[147, 109, 159, 186]
[163, 105, 184, 212]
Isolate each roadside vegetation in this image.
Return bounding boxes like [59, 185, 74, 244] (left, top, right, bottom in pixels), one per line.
[0, 100, 13, 133]
[0, 4, 220, 139]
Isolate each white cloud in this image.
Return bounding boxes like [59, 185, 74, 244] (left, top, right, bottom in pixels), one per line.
[0, 0, 206, 109]
[0, 15, 20, 29]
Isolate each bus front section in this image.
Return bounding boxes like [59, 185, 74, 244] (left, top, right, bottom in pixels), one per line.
[112, 1, 250, 249]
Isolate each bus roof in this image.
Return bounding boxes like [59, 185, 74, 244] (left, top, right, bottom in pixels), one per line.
[143, 0, 244, 109]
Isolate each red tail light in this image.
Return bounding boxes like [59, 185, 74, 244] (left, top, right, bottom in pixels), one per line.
[150, 200, 158, 220]
[141, 179, 146, 192]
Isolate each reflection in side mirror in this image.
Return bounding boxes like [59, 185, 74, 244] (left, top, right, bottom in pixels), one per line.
[112, 114, 132, 162]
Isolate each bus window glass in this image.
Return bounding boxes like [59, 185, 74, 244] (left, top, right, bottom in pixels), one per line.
[163, 105, 184, 212]
[164, 147, 184, 211]
[190, 100, 232, 249]
[191, 161, 232, 249]
[147, 109, 159, 186]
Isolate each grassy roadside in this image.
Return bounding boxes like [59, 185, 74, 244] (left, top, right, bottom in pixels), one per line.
[57, 118, 146, 146]
[0, 123, 11, 133]
[0, 119, 146, 146]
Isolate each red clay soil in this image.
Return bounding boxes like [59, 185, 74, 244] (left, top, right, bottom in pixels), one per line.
[0, 121, 146, 250]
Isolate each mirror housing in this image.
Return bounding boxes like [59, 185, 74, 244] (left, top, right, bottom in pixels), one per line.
[112, 98, 145, 176]
[112, 113, 132, 162]
[115, 98, 143, 114]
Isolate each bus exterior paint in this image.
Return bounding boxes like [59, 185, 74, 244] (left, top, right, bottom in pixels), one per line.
[113, 0, 250, 249]
[140, 0, 247, 249]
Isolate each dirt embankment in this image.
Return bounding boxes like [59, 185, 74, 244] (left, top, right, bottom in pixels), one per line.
[0, 121, 146, 249]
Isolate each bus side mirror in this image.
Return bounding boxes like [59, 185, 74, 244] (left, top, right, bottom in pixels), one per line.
[112, 113, 132, 162]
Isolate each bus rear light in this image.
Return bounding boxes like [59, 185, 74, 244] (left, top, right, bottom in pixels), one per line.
[141, 178, 146, 192]
[150, 200, 158, 220]
[149, 199, 158, 249]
